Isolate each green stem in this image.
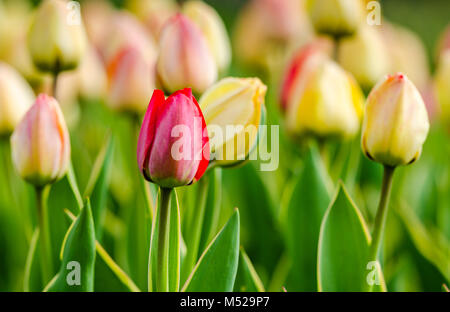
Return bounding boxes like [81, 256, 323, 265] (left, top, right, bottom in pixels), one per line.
[156, 187, 172, 292]
[35, 185, 53, 287]
[52, 67, 60, 98]
[181, 176, 209, 283]
[366, 165, 395, 291]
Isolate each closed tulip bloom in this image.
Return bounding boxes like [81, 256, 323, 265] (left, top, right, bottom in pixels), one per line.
[157, 14, 217, 95]
[0, 63, 35, 135]
[137, 88, 209, 188]
[307, 0, 363, 38]
[362, 73, 429, 167]
[199, 77, 266, 166]
[107, 45, 156, 114]
[338, 26, 390, 90]
[11, 94, 70, 186]
[28, 0, 87, 73]
[434, 51, 450, 128]
[284, 58, 364, 139]
[182, 1, 231, 72]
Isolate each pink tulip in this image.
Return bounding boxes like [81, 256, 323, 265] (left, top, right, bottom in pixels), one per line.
[137, 88, 209, 188]
[11, 93, 70, 186]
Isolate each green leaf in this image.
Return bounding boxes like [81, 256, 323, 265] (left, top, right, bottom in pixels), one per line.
[148, 189, 181, 292]
[182, 209, 240, 292]
[84, 134, 114, 240]
[23, 228, 42, 292]
[45, 199, 96, 292]
[234, 247, 265, 292]
[317, 183, 387, 292]
[282, 145, 331, 291]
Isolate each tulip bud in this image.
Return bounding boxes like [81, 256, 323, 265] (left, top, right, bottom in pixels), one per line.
[307, 0, 363, 38]
[0, 63, 35, 136]
[156, 14, 218, 95]
[11, 94, 70, 186]
[283, 56, 364, 139]
[137, 88, 209, 188]
[182, 1, 231, 73]
[28, 0, 87, 73]
[362, 73, 429, 167]
[434, 51, 450, 129]
[338, 26, 390, 90]
[199, 77, 266, 167]
[107, 45, 156, 114]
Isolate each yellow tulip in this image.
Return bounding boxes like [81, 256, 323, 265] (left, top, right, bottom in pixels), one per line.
[27, 0, 87, 73]
[285, 58, 364, 139]
[199, 77, 266, 166]
[307, 0, 363, 38]
[183, 0, 231, 72]
[362, 73, 429, 167]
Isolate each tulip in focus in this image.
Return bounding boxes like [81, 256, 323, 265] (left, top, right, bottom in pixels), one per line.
[338, 26, 390, 90]
[182, 1, 231, 73]
[361, 73, 429, 167]
[0, 63, 35, 136]
[307, 0, 363, 38]
[157, 14, 217, 95]
[107, 45, 156, 114]
[282, 50, 364, 139]
[137, 88, 209, 188]
[11, 94, 70, 186]
[434, 51, 450, 129]
[199, 77, 266, 166]
[27, 0, 87, 73]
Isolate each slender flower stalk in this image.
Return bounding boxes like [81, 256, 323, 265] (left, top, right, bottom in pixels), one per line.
[156, 187, 172, 292]
[35, 185, 53, 286]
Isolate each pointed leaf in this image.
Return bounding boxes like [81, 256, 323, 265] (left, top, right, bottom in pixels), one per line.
[45, 199, 96, 292]
[182, 209, 240, 292]
[283, 145, 331, 291]
[318, 183, 387, 292]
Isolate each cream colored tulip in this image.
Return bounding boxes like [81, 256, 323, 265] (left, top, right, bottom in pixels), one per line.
[362, 73, 429, 167]
[0, 63, 35, 135]
[307, 0, 363, 38]
[199, 77, 266, 166]
[28, 0, 87, 73]
[338, 26, 390, 90]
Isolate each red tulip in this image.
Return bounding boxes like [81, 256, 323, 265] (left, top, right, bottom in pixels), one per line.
[137, 88, 209, 188]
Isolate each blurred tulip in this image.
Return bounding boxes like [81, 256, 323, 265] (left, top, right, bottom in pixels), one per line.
[434, 51, 450, 129]
[362, 73, 429, 167]
[81, 0, 115, 51]
[28, 0, 87, 73]
[338, 26, 390, 90]
[282, 53, 363, 139]
[182, 1, 231, 73]
[307, 0, 363, 38]
[77, 47, 107, 100]
[137, 88, 209, 188]
[11, 94, 70, 186]
[0, 63, 35, 136]
[107, 45, 156, 114]
[280, 39, 332, 112]
[199, 77, 266, 166]
[436, 24, 450, 60]
[101, 12, 157, 65]
[234, 0, 313, 68]
[381, 23, 430, 91]
[157, 14, 217, 94]
[126, 0, 178, 40]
